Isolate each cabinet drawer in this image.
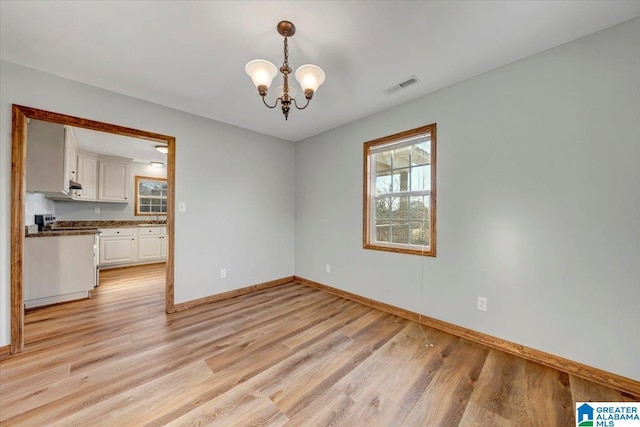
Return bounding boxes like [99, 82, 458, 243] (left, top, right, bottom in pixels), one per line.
[138, 226, 166, 235]
[99, 228, 136, 237]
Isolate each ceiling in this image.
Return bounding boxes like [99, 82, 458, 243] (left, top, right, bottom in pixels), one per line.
[2, 2, 639, 143]
[71, 127, 167, 165]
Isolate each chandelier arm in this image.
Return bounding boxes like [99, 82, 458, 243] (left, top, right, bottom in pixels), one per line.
[292, 97, 311, 110]
[262, 96, 280, 109]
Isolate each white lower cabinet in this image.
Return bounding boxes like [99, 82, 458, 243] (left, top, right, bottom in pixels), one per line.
[25, 234, 97, 308]
[99, 226, 166, 267]
[137, 227, 167, 261]
[99, 228, 137, 266]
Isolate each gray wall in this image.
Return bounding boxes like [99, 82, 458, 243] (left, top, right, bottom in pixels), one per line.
[295, 18, 640, 380]
[0, 61, 296, 344]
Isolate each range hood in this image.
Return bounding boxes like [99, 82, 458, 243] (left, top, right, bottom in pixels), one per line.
[44, 180, 83, 201]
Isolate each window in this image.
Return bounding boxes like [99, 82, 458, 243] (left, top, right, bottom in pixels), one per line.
[363, 124, 436, 256]
[135, 176, 168, 216]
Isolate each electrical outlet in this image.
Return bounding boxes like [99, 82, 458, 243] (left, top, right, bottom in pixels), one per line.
[220, 269, 226, 279]
[477, 297, 487, 312]
[95, 207, 100, 214]
[325, 264, 331, 273]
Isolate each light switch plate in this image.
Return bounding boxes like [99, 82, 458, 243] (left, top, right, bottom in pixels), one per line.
[178, 201, 186, 213]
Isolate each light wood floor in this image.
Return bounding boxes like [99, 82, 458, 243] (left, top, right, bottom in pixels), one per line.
[1, 264, 636, 426]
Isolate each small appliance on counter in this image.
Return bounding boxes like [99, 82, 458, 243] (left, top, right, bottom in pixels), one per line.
[34, 214, 56, 231]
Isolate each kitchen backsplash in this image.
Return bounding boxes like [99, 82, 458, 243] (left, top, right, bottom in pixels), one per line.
[25, 192, 55, 225]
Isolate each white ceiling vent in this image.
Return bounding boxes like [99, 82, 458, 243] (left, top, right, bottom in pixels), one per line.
[383, 75, 419, 95]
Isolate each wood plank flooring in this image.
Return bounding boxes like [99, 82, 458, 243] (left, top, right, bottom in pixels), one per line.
[1, 264, 637, 426]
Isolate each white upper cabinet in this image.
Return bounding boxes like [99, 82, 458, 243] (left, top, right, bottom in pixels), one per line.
[26, 120, 73, 196]
[98, 156, 131, 202]
[66, 127, 78, 183]
[75, 151, 98, 201]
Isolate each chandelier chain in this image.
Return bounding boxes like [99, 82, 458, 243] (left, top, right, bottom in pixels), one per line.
[283, 37, 289, 69]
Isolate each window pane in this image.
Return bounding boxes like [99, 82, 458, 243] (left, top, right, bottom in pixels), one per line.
[410, 196, 429, 220]
[391, 196, 408, 219]
[375, 172, 392, 195]
[410, 140, 431, 166]
[392, 168, 411, 193]
[392, 146, 411, 168]
[375, 221, 390, 243]
[139, 183, 153, 195]
[375, 152, 392, 172]
[390, 221, 409, 244]
[140, 197, 152, 205]
[140, 205, 151, 212]
[410, 221, 429, 246]
[410, 165, 431, 191]
[375, 197, 390, 219]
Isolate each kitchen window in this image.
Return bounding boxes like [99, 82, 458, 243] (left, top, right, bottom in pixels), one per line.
[363, 123, 436, 256]
[135, 176, 167, 215]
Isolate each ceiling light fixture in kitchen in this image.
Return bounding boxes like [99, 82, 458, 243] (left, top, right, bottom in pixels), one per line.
[155, 145, 168, 154]
[150, 162, 164, 168]
[245, 21, 325, 121]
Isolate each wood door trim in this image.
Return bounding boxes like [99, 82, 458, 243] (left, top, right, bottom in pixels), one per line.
[9, 105, 177, 354]
[293, 275, 640, 396]
[10, 106, 26, 354]
[0, 344, 10, 360]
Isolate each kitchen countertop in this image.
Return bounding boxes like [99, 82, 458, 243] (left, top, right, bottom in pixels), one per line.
[26, 229, 99, 238]
[56, 220, 166, 228]
[25, 219, 167, 237]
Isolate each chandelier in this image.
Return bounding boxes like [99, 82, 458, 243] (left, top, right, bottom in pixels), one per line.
[245, 21, 325, 120]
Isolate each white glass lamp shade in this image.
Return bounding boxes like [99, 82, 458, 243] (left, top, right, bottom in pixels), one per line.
[245, 60, 278, 88]
[295, 64, 326, 92]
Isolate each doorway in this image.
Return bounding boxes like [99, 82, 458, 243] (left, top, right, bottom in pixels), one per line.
[10, 104, 176, 354]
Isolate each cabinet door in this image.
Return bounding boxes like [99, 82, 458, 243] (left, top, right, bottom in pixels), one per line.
[26, 120, 66, 193]
[100, 236, 136, 265]
[138, 234, 163, 260]
[76, 153, 98, 200]
[98, 161, 130, 202]
[67, 137, 77, 182]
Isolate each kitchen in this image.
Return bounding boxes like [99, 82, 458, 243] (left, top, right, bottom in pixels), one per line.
[24, 118, 168, 309]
